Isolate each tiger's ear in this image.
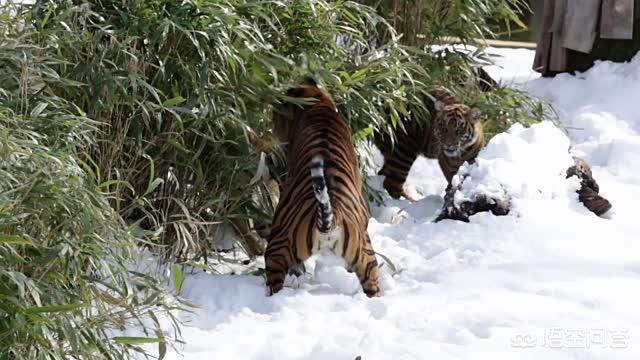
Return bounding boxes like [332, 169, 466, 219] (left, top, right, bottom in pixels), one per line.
[434, 100, 445, 112]
[285, 86, 305, 98]
[470, 107, 481, 121]
[300, 75, 317, 87]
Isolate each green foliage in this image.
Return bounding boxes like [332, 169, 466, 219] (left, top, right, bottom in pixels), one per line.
[356, 0, 530, 47]
[2, 0, 546, 262]
[0, 12, 183, 360]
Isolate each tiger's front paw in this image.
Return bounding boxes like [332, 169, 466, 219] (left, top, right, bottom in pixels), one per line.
[435, 206, 469, 223]
[361, 280, 381, 297]
[401, 190, 418, 203]
[363, 287, 381, 298]
[266, 282, 283, 296]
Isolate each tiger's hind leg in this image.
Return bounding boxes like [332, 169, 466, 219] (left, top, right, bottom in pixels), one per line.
[265, 236, 300, 296]
[348, 234, 380, 297]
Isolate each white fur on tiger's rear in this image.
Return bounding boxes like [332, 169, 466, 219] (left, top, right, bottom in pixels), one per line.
[313, 225, 343, 254]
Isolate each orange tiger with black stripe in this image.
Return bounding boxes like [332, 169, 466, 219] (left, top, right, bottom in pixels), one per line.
[265, 79, 380, 297]
[375, 87, 485, 201]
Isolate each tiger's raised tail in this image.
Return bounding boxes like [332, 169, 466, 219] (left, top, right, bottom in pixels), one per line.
[310, 155, 333, 233]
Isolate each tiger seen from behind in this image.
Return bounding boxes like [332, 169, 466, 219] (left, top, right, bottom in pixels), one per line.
[375, 87, 485, 201]
[265, 78, 380, 297]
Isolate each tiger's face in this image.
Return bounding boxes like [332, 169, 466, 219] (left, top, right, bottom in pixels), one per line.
[433, 102, 481, 158]
[272, 81, 334, 143]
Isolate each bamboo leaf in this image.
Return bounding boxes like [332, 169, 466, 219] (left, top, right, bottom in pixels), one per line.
[30, 102, 48, 118]
[113, 337, 164, 345]
[0, 235, 32, 245]
[23, 304, 82, 314]
[375, 251, 398, 275]
[144, 178, 164, 196]
[171, 264, 184, 294]
[162, 96, 186, 108]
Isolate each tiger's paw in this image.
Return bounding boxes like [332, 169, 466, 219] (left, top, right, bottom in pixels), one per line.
[284, 273, 306, 289]
[600, 208, 615, 219]
[363, 288, 381, 298]
[434, 206, 469, 223]
[287, 263, 306, 277]
[283, 263, 308, 289]
[266, 282, 283, 297]
[401, 190, 418, 203]
[362, 284, 381, 298]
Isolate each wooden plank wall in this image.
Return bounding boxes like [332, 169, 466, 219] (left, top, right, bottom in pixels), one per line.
[601, 0, 635, 39]
[533, 0, 640, 75]
[567, 0, 640, 72]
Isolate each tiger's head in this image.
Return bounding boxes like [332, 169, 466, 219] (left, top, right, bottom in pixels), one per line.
[272, 77, 336, 144]
[432, 101, 481, 158]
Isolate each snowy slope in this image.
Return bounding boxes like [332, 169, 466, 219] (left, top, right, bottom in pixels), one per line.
[156, 48, 640, 360]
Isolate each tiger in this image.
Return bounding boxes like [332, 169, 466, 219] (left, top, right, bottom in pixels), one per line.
[264, 78, 380, 297]
[374, 87, 485, 201]
[469, 66, 498, 93]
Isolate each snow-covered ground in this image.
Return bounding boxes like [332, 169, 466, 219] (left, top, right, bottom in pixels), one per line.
[156, 48, 640, 360]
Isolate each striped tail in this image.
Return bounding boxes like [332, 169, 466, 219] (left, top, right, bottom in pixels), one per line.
[310, 155, 333, 233]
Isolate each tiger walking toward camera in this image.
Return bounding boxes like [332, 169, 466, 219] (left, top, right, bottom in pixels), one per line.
[375, 87, 485, 201]
[265, 79, 380, 297]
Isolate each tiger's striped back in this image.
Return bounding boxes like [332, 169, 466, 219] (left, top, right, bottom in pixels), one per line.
[265, 80, 380, 297]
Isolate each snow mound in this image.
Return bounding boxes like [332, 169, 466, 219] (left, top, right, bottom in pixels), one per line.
[453, 122, 577, 210]
[524, 52, 640, 170]
[604, 137, 640, 182]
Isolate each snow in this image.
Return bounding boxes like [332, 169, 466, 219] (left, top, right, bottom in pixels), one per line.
[151, 48, 640, 359]
[451, 122, 576, 208]
[484, 47, 541, 85]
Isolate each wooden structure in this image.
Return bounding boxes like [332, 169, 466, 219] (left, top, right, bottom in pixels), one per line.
[533, 0, 640, 76]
